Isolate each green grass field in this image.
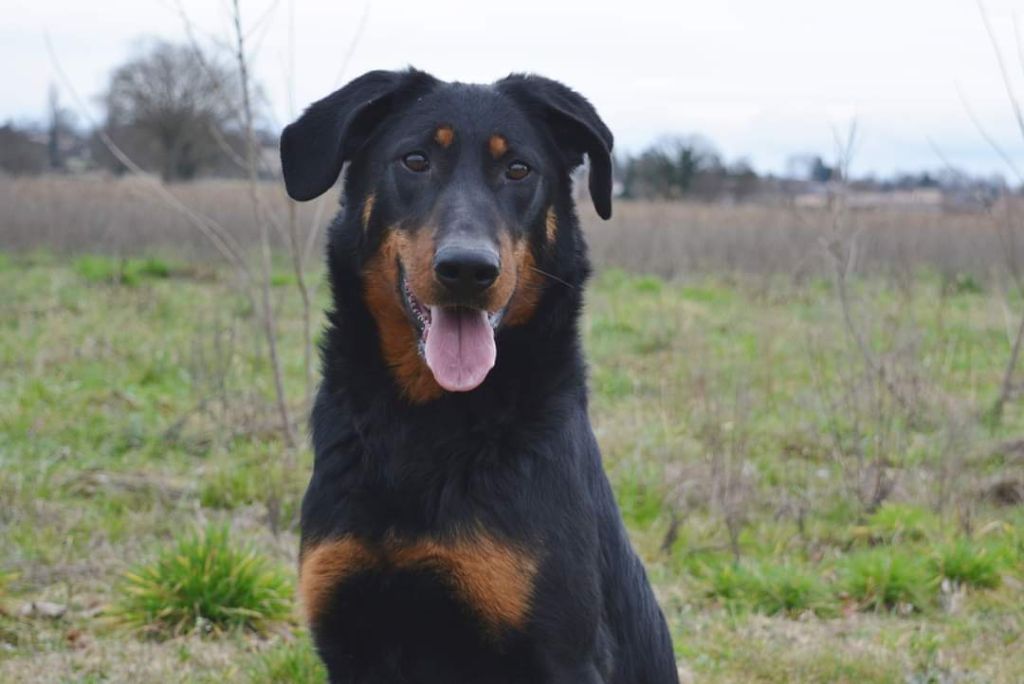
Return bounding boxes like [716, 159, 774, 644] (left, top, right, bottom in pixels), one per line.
[2, 252, 1023, 682]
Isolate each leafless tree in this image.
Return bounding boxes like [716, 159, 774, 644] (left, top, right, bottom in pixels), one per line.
[101, 40, 240, 182]
[695, 381, 755, 566]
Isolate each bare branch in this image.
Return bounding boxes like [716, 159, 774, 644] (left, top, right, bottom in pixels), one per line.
[957, 84, 1024, 185]
[993, 298, 1024, 423]
[978, 0, 1024, 144]
[332, 0, 371, 86]
[1013, 12, 1024, 79]
[974, 3, 1024, 423]
[231, 0, 296, 447]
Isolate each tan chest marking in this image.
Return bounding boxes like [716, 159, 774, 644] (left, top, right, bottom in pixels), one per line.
[299, 536, 376, 624]
[299, 532, 538, 632]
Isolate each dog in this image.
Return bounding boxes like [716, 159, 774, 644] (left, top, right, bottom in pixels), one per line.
[281, 68, 679, 683]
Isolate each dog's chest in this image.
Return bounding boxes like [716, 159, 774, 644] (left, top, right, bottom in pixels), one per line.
[299, 531, 538, 635]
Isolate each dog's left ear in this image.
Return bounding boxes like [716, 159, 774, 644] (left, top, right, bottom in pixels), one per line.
[496, 74, 614, 219]
[281, 68, 439, 201]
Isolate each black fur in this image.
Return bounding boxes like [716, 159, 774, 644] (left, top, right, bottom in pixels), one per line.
[282, 68, 678, 683]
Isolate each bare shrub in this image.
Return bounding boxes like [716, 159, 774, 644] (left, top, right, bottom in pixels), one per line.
[806, 336, 903, 514]
[689, 373, 757, 566]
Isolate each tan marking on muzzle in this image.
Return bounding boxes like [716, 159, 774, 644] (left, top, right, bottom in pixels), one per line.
[503, 242, 543, 327]
[361, 193, 376, 231]
[545, 207, 558, 244]
[362, 228, 443, 403]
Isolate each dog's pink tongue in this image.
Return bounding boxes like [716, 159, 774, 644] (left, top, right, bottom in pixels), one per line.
[424, 306, 496, 392]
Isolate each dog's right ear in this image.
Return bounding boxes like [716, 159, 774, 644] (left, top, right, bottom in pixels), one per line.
[281, 68, 438, 201]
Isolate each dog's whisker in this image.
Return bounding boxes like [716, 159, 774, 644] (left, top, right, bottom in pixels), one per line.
[529, 265, 575, 290]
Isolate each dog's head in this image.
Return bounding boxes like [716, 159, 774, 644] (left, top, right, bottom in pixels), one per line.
[281, 69, 612, 402]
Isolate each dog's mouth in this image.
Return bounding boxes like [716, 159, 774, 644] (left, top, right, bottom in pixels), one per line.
[399, 268, 504, 393]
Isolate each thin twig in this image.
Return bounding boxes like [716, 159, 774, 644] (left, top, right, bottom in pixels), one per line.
[976, 2, 1024, 423]
[232, 0, 296, 447]
[332, 0, 372, 86]
[978, 1, 1024, 144]
[993, 307, 1024, 423]
[956, 85, 1024, 185]
[297, 0, 372, 273]
[823, 121, 918, 418]
[287, 200, 315, 403]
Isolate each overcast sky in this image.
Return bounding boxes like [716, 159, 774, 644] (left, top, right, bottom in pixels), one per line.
[4, 0, 1024, 177]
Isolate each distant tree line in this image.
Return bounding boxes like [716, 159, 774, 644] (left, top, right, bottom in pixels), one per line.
[0, 38, 1014, 205]
[617, 136, 759, 203]
[1, 40, 270, 182]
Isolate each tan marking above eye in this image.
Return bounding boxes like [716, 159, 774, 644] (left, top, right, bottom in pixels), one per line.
[488, 134, 508, 159]
[298, 531, 539, 634]
[434, 125, 454, 148]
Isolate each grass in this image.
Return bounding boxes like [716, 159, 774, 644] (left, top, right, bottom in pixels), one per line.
[860, 503, 937, 545]
[699, 561, 837, 617]
[929, 540, 1003, 590]
[73, 254, 179, 285]
[244, 639, 326, 684]
[839, 549, 931, 612]
[743, 563, 837, 618]
[1, 251, 1023, 682]
[112, 525, 293, 637]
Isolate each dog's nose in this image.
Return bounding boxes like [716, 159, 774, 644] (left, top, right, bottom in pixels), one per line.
[434, 245, 500, 297]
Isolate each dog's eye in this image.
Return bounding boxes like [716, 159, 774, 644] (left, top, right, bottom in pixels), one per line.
[402, 153, 430, 173]
[506, 161, 530, 181]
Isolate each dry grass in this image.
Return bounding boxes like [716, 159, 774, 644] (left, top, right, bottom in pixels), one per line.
[584, 199, 1017, 281]
[0, 175, 337, 259]
[3, 175, 1019, 282]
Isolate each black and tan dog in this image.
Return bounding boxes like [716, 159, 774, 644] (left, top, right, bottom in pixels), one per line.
[281, 68, 678, 683]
